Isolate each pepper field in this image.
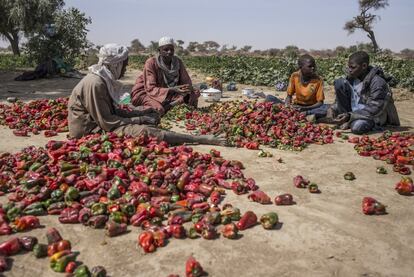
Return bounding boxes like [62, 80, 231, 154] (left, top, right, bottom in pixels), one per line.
[0, 66, 413, 277]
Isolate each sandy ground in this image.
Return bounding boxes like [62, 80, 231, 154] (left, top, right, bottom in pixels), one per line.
[0, 69, 414, 277]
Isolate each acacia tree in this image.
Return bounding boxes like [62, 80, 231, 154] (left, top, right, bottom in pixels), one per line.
[344, 0, 389, 52]
[130, 38, 145, 53]
[0, 0, 64, 55]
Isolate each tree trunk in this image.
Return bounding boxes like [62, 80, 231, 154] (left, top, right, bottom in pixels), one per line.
[367, 30, 379, 53]
[2, 31, 20, 55]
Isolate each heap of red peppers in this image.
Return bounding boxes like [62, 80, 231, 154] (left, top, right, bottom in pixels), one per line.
[162, 102, 334, 150]
[349, 131, 414, 175]
[0, 98, 68, 137]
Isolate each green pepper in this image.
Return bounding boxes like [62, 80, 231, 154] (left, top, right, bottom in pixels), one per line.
[51, 252, 78, 272]
[51, 189, 64, 201]
[79, 146, 91, 159]
[3, 202, 15, 212]
[47, 201, 66, 213]
[260, 212, 279, 229]
[120, 203, 135, 217]
[111, 176, 124, 187]
[60, 162, 78, 172]
[74, 264, 91, 277]
[68, 151, 81, 160]
[33, 243, 48, 258]
[91, 203, 107, 216]
[191, 213, 203, 224]
[102, 141, 113, 153]
[7, 206, 22, 221]
[122, 148, 131, 158]
[42, 199, 53, 209]
[187, 227, 199, 239]
[150, 217, 163, 226]
[65, 187, 80, 202]
[132, 147, 142, 155]
[80, 162, 89, 174]
[108, 160, 122, 169]
[159, 202, 170, 214]
[88, 165, 102, 174]
[107, 185, 120, 200]
[24, 202, 45, 216]
[221, 215, 232, 225]
[132, 154, 143, 164]
[101, 134, 109, 142]
[29, 162, 42, 172]
[109, 211, 126, 224]
[141, 176, 150, 185]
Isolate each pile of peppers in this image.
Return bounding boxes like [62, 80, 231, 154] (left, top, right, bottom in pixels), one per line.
[161, 101, 334, 151]
[0, 227, 106, 275]
[350, 131, 414, 175]
[0, 98, 68, 137]
[0, 132, 281, 257]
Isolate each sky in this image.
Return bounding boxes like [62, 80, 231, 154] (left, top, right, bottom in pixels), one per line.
[3, 0, 414, 51]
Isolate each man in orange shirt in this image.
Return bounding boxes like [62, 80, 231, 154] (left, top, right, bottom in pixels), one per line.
[265, 54, 328, 120]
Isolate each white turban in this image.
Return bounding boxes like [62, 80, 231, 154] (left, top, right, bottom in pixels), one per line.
[158, 36, 174, 47]
[89, 43, 129, 103]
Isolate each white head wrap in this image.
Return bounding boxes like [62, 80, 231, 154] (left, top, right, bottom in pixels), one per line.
[89, 43, 129, 103]
[158, 36, 174, 47]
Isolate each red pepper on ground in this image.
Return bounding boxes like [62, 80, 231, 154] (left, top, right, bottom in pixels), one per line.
[362, 197, 386, 215]
[185, 256, 204, 277]
[293, 175, 309, 188]
[236, 211, 257, 230]
[247, 190, 272, 204]
[138, 231, 156, 253]
[274, 193, 294, 205]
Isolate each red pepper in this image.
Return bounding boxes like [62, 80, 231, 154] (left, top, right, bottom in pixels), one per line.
[362, 197, 386, 215]
[138, 231, 156, 253]
[209, 190, 221, 205]
[395, 177, 413, 195]
[221, 222, 239, 239]
[13, 215, 40, 231]
[44, 130, 58, 137]
[274, 193, 294, 205]
[13, 129, 29, 137]
[58, 208, 80, 224]
[46, 227, 63, 244]
[236, 211, 257, 230]
[293, 175, 309, 188]
[185, 256, 204, 277]
[168, 224, 186, 239]
[247, 190, 272, 204]
[0, 238, 21, 256]
[65, 261, 77, 273]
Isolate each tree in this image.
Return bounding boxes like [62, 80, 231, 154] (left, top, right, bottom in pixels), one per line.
[344, 0, 389, 52]
[130, 38, 145, 53]
[147, 41, 159, 53]
[24, 7, 91, 66]
[0, 0, 64, 55]
[203, 41, 220, 53]
[240, 45, 252, 53]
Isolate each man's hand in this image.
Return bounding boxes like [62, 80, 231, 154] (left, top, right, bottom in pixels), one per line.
[140, 114, 160, 125]
[333, 113, 350, 125]
[284, 95, 292, 108]
[171, 84, 193, 95]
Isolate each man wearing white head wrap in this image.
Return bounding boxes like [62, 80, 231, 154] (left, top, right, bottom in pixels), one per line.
[89, 43, 129, 103]
[68, 43, 226, 146]
[130, 36, 200, 114]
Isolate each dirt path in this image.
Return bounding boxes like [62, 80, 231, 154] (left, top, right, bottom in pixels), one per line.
[0, 70, 413, 277]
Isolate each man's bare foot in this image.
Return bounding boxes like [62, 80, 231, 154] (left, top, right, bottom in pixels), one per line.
[198, 135, 228, 146]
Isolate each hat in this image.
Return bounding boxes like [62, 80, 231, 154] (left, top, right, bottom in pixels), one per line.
[158, 36, 174, 47]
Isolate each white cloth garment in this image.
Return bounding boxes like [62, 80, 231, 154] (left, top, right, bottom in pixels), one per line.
[158, 36, 174, 47]
[351, 79, 365, 111]
[89, 43, 129, 103]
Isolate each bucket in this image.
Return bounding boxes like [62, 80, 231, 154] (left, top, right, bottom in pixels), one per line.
[201, 88, 222, 102]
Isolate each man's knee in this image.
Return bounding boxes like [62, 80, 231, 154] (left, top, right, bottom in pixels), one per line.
[350, 120, 374, 134]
